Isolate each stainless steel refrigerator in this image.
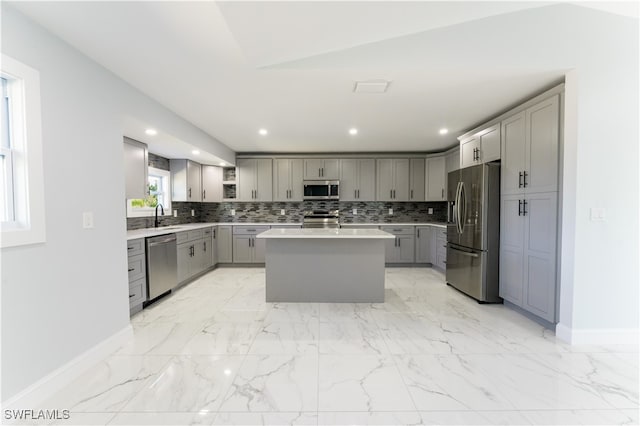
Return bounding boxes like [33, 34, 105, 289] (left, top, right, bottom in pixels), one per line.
[446, 163, 501, 303]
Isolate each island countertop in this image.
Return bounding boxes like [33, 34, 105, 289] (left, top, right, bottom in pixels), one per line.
[256, 228, 396, 239]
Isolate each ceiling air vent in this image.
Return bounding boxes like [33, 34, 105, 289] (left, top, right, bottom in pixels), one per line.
[353, 80, 390, 94]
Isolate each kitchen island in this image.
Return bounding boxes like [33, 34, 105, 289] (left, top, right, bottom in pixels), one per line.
[256, 228, 395, 302]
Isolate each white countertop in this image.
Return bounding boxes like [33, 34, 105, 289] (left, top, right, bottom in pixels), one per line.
[256, 228, 396, 239]
[127, 221, 448, 240]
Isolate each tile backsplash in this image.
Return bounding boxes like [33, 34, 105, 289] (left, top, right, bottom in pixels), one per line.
[127, 200, 447, 230]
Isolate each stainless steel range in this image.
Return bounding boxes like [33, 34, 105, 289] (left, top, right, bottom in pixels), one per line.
[302, 209, 340, 228]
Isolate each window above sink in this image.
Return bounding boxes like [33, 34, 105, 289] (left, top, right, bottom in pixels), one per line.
[126, 166, 172, 218]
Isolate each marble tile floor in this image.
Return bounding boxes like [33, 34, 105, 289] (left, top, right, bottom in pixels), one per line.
[16, 267, 639, 425]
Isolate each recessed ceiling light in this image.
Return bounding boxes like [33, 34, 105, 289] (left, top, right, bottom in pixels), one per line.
[192, 150, 200, 155]
[258, 128, 268, 136]
[145, 128, 157, 136]
[353, 80, 390, 94]
[219, 162, 226, 166]
[439, 128, 449, 135]
[349, 128, 358, 135]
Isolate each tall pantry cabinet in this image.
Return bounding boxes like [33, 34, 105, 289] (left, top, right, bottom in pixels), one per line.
[499, 94, 560, 323]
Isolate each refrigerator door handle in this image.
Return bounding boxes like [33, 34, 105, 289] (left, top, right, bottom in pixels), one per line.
[458, 182, 467, 234]
[449, 245, 480, 258]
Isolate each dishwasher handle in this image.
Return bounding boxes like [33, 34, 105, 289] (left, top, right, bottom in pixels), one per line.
[147, 234, 177, 246]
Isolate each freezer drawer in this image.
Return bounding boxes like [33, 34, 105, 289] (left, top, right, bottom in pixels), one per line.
[445, 244, 501, 303]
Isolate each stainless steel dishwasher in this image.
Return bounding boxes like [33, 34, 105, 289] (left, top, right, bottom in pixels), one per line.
[146, 233, 177, 301]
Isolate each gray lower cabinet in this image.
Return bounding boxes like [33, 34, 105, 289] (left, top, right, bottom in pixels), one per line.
[176, 229, 212, 284]
[232, 226, 269, 263]
[203, 227, 215, 268]
[500, 192, 558, 322]
[434, 228, 447, 270]
[127, 238, 146, 315]
[217, 225, 233, 263]
[380, 226, 415, 263]
[415, 226, 432, 263]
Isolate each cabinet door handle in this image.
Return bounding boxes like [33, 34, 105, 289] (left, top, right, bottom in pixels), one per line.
[213, 229, 216, 239]
[398, 238, 401, 247]
[357, 189, 360, 198]
[129, 294, 135, 298]
[441, 188, 444, 199]
[518, 200, 523, 216]
[393, 189, 396, 199]
[255, 190, 258, 199]
[411, 189, 413, 199]
[321, 167, 324, 177]
[519, 172, 523, 188]
[128, 268, 134, 272]
[523, 200, 528, 216]
[417, 229, 420, 238]
[318, 168, 321, 177]
[523, 171, 528, 188]
[203, 241, 207, 252]
[203, 189, 206, 200]
[188, 188, 192, 199]
[127, 246, 133, 251]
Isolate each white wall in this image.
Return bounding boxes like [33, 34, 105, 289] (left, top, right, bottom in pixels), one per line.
[0, 6, 234, 401]
[558, 9, 639, 343]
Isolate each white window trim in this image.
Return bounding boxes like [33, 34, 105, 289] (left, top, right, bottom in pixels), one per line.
[126, 167, 172, 218]
[1, 54, 46, 248]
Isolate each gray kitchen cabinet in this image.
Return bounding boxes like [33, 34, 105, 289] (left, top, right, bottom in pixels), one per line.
[123, 138, 148, 200]
[273, 159, 303, 201]
[501, 95, 559, 196]
[380, 226, 415, 263]
[203, 227, 215, 269]
[459, 124, 500, 168]
[415, 226, 432, 263]
[171, 159, 202, 202]
[340, 159, 376, 201]
[435, 228, 447, 270]
[445, 148, 460, 201]
[202, 165, 223, 203]
[232, 225, 269, 263]
[426, 156, 446, 201]
[376, 159, 409, 201]
[303, 159, 340, 179]
[176, 229, 211, 284]
[500, 192, 558, 322]
[127, 238, 147, 315]
[237, 158, 273, 201]
[216, 225, 233, 263]
[177, 242, 192, 283]
[409, 159, 425, 201]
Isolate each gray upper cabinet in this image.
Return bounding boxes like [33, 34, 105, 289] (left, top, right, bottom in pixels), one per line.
[459, 124, 500, 168]
[340, 159, 376, 201]
[426, 156, 446, 201]
[408, 159, 425, 201]
[123, 138, 148, 199]
[273, 159, 303, 201]
[237, 158, 273, 201]
[376, 159, 409, 201]
[501, 95, 559, 196]
[171, 159, 202, 202]
[201, 165, 223, 203]
[303, 159, 339, 179]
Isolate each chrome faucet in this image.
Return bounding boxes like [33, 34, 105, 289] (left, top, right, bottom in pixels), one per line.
[154, 203, 165, 228]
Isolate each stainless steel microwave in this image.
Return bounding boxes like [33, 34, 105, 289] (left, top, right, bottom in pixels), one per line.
[303, 180, 339, 200]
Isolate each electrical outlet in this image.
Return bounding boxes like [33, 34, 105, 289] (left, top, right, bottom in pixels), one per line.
[173, 210, 178, 217]
[82, 212, 94, 229]
[231, 209, 236, 216]
[280, 209, 285, 215]
[353, 208, 358, 215]
[428, 208, 433, 214]
[191, 209, 195, 217]
[388, 208, 393, 215]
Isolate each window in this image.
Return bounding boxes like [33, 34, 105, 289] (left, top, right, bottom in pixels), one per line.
[126, 167, 172, 217]
[1, 54, 45, 248]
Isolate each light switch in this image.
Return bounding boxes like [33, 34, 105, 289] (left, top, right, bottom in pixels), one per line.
[231, 209, 236, 216]
[280, 209, 285, 215]
[428, 208, 433, 214]
[388, 208, 393, 215]
[82, 212, 94, 229]
[353, 208, 357, 215]
[590, 207, 606, 221]
[173, 209, 178, 217]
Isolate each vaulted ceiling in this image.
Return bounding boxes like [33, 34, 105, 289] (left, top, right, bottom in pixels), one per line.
[7, 1, 639, 158]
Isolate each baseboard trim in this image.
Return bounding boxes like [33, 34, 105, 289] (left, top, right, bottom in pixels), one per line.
[556, 323, 639, 345]
[2, 324, 133, 408]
